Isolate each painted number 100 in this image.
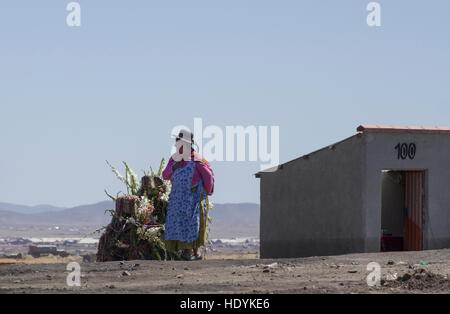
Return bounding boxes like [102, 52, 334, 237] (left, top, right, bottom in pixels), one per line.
[395, 143, 416, 160]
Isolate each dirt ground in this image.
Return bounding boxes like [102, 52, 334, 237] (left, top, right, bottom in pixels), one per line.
[1, 249, 449, 294]
[0, 255, 82, 266]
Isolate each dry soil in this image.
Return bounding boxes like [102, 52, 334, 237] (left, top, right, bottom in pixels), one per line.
[1, 249, 449, 294]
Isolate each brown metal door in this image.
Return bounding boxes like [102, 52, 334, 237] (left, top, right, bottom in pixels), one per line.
[403, 171, 424, 251]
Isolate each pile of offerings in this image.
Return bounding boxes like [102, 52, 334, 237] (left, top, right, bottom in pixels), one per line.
[96, 159, 183, 261]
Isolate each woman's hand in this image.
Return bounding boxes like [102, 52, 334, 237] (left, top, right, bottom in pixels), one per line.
[172, 161, 184, 171]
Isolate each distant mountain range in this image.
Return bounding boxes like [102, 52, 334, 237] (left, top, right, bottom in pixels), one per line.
[0, 201, 260, 238]
[0, 202, 67, 214]
[0, 201, 114, 226]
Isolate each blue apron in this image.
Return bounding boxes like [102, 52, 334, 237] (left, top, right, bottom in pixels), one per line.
[164, 161, 205, 243]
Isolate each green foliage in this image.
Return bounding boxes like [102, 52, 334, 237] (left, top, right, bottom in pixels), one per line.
[98, 159, 182, 262]
[105, 159, 169, 200]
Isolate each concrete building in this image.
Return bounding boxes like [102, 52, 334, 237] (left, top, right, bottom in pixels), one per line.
[256, 125, 450, 258]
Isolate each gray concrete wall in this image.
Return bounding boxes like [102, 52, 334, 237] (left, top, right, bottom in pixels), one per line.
[363, 132, 450, 252]
[259, 135, 366, 258]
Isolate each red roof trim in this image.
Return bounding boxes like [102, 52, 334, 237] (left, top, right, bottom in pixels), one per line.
[357, 125, 450, 134]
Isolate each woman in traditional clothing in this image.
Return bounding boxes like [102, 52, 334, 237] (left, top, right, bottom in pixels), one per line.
[162, 129, 214, 260]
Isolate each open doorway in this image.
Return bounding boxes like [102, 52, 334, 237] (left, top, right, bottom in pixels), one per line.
[380, 170, 425, 252]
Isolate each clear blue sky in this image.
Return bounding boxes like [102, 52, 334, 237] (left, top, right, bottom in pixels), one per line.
[0, 1, 449, 207]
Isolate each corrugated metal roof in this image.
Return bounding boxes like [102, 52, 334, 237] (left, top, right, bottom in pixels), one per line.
[357, 125, 450, 134]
